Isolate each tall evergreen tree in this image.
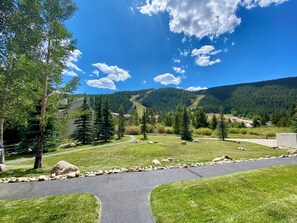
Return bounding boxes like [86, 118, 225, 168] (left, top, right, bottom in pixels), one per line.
[117, 105, 125, 139]
[194, 107, 208, 129]
[71, 96, 93, 144]
[141, 109, 148, 139]
[210, 114, 218, 130]
[291, 111, 297, 133]
[102, 97, 114, 142]
[94, 96, 103, 140]
[181, 106, 192, 140]
[172, 112, 181, 134]
[216, 106, 228, 140]
[164, 112, 172, 127]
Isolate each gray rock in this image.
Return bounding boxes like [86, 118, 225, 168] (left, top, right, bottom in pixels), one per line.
[193, 139, 201, 143]
[0, 164, 9, 172]
[212, 155, 233, 162]
[287, 149, 297, 155]
[181, 141, 187, 145]
[51, 160, 79, 176]
[152, 159, 161, 165]
[237, 147, 246, 151]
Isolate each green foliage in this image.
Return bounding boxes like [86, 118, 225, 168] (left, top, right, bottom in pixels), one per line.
[216, 107, 228, 140]
[71, 96, 93, 144]
[125, 126, 141, 135]
[101, 97, 115, 142]
[210, 114, 218, 130]
[117, 105, 125, 139]
[194, 107, 208, 129]
[181, 107, 192, 140]
[156, 124, 166, 134]
[94, 96, 103, 140]
[200, 77, 297, 119]
[141, 109, 148, 139]
[252, 115, 261, 128]
[196, 128, 213, 136]
[291, 112, 297, 133]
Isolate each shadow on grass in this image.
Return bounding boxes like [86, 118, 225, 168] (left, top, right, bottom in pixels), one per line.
[0, 167, 48, 179]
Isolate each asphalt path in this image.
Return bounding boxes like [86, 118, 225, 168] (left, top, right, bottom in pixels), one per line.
[0, 157, 296, 223]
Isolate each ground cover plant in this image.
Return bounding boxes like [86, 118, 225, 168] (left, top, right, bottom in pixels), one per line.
[150, 165, 297, 223]
[0, 135, 289, 179]
[0, 193, 100, 223]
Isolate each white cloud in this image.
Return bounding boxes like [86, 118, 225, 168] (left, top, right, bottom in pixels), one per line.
[192, 45, 224, 66]
[62, 70, 78, 77]
[86, 78, 117, 90]
[173, 58, 181, 63]
[182, 36, 187, 43]
[143, 80, 147, 84]
[186, 86, 208, 92]
[92, 63, 131, 82]
[178, 48, 189, 57]
[139, 0, 288, 39]
[92, 70, 100, 77]
[232, 42, 236, 46]
[63, 49, 84, 76]
[173, 66, 185, 74]
[154, 73, 181, 85]
[224, 37, 229, 44]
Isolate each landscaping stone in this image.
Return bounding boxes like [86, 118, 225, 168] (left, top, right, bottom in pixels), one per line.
[287, 149, 297, 155]
[237, 147, 246, 151]
[135, 140, 140, 143]
[152, 159, 161, 165]
[67, 172, 77, 179]
[51, 160, 79, 176]
[38, 175, 47, 181]
[181, 141, 187, 145]
[149, 141, 154, 144]
[0, 164, 9, 172]
[193, 139, 201, 143]
[212, 155, 233, 162]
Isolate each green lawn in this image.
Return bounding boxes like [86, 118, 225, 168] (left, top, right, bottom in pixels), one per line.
[0, 193, 100, 223]
[151, 165, 297, 223]
[1, 135, 288, 179]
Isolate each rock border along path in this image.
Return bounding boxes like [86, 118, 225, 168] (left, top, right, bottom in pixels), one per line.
[0, 156, 296, 223]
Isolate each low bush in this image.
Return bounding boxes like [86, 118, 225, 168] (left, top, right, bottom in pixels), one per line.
[156, 124, 165, 134]
[229, 128, 240, 134]
[125, 126, 141, 135]
[165, 127, 173, 134]
[197, 128, 213, 136]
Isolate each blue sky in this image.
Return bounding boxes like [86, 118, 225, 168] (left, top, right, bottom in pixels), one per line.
[62, 0, 297, 94]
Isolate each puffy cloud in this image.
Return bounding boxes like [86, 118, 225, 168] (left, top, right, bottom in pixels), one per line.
[87, 62, 131, 90]
[173, 58, 181, 63]
[92, 63, 131, 82]
[173, 66, 185, 74]
[182, 36, 187, 43]
[86, 78, 117, 90]
[154, 73, 181, 85]
[139, 0, 288, 39]
[62, 70, 78, 77]
[186, 86, 208, 91]
[192, 45, 223, 66]
[179, 48, 189, 57]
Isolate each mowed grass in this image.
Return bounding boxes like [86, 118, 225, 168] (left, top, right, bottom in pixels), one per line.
[0, 135, 288, 179]
[0, 193, 100, 223]
[151, 165, 297, 223]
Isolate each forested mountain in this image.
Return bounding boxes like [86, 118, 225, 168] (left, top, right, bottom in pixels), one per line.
[199, 77, 297, 117]
[80, 77, 297, 119]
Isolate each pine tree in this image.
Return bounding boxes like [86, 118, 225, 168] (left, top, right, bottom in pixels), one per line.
[291, 112, 297, 133]
[194, 107, 208, 129]
[117, 105, 125, 139]
[94, 96, 103, 140]
[71, 96, 93, 144]
[210, 114, 218, 130]
[102, 97, 115, 142]
[141, 109, 148, 139]
[181, 106, 192, 140]
[216, 106, 228, 140]
[172, 112, 181, 134]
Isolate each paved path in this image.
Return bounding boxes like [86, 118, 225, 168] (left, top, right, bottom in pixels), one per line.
[6, 136, 136, 165]
[0, 157, 296, 223]
[226, 138, 277, 147]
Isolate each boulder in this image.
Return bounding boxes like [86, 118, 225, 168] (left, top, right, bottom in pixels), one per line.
[181, 141, 187, 145]
[0, 164, 9, 172]
[287, 149, 297, 155]
[51, 160, 79, 176]
[152, 159, 161, 165]
[168, 157, 175, 162]
[193, 139, 201, 143]
[135, 140, 140, 143]
[162, 159, 170, 162]
[149, 141, 154, 144]
[237, 147, 246, 151]
[212, 155, 233, 163]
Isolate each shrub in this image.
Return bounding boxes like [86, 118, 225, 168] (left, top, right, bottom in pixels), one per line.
[165, 127, 173, 134]
[147, 124, 156, 133]
[125, 126, 141, 135]
[229, 128, 240, 134]
[240, 129, 247, 134]
[156, 124, 166, 134]
[197, 128, 213, 136]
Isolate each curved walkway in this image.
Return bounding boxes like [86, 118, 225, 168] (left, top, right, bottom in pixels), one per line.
[6, 135, 136, 165]
[0, 157, 296, 223]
